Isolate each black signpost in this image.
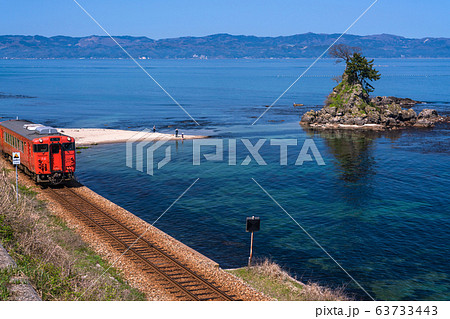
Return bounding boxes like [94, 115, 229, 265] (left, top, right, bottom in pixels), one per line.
[246, 216, 260, 267]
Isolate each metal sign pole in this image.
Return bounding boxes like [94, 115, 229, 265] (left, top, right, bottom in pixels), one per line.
[248, 231, 254, 267]
[12, 152, 20, 203]
[15, 164, 19, 202]
[246, 215, 260, 268]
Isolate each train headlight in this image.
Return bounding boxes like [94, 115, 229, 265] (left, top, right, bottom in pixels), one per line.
[67, 137, 71, 141]
[39, 138, 43, 143]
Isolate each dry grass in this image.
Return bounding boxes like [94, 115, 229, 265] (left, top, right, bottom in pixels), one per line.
[229, 258, 350, 301]
[0, 161, 145, 301]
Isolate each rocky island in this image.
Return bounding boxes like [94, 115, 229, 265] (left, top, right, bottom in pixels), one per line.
[300, 45, 444, 130]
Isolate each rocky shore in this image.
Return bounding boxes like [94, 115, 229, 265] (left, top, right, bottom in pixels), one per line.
[300, 80, 446, 130]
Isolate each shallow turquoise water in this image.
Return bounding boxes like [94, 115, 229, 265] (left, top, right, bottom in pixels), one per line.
[1, 59, 449, 300]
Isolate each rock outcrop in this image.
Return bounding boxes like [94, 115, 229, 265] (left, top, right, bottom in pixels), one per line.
[300, 79, 442, 130]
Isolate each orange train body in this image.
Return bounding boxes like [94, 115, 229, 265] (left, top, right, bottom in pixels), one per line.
[0, 120, 76, 184]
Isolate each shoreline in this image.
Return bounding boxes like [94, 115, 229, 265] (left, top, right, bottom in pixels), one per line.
[302, 123, 386, 131]
[300, 117, 449, 131]
[0, 154, 349, 301]
[57, 128, 208, 146]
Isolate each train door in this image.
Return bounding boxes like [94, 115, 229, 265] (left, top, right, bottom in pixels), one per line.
[49, 143, 63, 171]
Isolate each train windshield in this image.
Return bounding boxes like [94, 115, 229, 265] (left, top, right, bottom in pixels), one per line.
[62, 142, 75, 151]
[50, 144, 60, 154]
[33, 144, 48, 152]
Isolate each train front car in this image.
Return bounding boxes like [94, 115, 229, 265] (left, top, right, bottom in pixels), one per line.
[32, 134, 76, 184]
[0, 120, 76, 185]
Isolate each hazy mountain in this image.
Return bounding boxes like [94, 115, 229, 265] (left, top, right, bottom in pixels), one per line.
[1, 33, 449, 59]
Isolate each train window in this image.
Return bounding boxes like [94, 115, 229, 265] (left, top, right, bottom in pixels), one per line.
[62, 142, 75, 151]
[50, 144, 60, 154]
[33, 144, 49, 152]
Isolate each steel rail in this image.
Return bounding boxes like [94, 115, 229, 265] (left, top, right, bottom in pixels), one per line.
[48, 186, 234, 301]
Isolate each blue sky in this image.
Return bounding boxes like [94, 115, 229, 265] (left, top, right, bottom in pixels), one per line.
[1, 0, 448, 38]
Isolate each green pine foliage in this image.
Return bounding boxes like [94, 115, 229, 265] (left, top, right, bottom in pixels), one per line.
[344, 53, 381, 93]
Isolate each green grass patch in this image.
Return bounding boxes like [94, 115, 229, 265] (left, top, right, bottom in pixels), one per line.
[0, 268, 13, 301]
[0, 215, 14, 244]
[18, 184, 38, 197]
[228, 259, 349, 301]
[11, 252, 74, 300]
[231, 267, 303, 300]
[76, 146, 89, 150]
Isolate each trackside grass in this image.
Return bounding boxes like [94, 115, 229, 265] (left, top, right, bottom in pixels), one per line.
[228, 259, 350, 301]
[0, 161, 146, 301]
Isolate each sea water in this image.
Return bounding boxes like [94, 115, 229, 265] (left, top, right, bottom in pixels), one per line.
[1, 58, 449, 300]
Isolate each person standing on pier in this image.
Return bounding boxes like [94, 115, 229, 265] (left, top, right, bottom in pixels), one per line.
[152, 125, 156, 133]
[175, 128, 179, 137]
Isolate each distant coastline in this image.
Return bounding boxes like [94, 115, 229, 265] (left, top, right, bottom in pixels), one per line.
[1, 33, 449, 59]
[2, 57, 450, 61]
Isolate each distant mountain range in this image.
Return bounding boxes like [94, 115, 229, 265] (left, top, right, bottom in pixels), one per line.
[1, 33, 449, 59]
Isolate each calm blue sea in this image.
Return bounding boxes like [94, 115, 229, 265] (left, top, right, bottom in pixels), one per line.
[1, 59, 449, 300]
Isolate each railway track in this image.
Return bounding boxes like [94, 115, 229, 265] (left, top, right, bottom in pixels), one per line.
[46, 186, 235, 301]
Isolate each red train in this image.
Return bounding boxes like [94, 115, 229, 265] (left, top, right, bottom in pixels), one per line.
[0, 119, 76, 184]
